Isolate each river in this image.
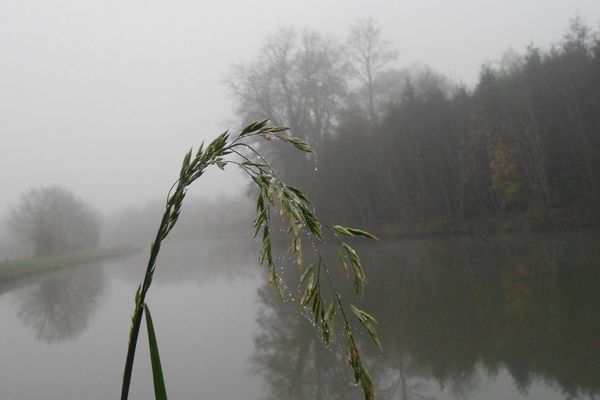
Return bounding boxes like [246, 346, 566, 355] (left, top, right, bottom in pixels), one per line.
[1, 232, 600, 399]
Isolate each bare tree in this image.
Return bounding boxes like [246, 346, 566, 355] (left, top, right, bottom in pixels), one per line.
[229, 27, 350, 145]
[347, 18, 398, 125]
[227, 27, 350, 182]
[7, 186, 101, 256]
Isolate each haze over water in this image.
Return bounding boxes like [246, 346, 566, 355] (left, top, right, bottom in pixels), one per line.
[2, 234, 600, 399]
[3, 2, 600, 399]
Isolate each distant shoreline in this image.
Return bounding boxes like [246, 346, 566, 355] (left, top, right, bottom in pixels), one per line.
[0, 246, 139, 283]
[373, 208, 600, 241]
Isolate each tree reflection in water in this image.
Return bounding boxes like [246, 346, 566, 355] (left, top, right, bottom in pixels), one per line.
[17, 265, 106, 344]
[252, 232, 600, 399]
[253, 284, 361, 400]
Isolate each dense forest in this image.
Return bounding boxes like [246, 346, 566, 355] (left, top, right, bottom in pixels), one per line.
[229, 18, 600, 235]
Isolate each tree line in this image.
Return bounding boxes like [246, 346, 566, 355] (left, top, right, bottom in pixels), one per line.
[228, 18, 600, 234]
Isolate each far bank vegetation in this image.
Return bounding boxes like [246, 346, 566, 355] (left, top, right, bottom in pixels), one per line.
[228, 18, 600, 236]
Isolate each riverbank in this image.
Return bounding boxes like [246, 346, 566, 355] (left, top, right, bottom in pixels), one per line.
[375, 206, 600, 239]
[0, 246, 139, 282]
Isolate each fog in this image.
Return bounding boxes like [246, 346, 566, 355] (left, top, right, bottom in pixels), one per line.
[2, 0, 600, 218]
[3, 3, 600, 398]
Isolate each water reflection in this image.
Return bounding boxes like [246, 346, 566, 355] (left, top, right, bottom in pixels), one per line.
[16, 265, 106, 343]
[253, 232, 600, 399]
[253, 285, 359, 400]
[114, 238, 259, 285]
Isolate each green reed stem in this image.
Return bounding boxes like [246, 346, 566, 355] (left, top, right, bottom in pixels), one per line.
[120, 119, 379, 400]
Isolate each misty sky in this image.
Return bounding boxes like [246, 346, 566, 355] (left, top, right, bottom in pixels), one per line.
[1, 0, 600, 216]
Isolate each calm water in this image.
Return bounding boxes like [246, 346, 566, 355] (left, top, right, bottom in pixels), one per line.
[1, 233, 600, 400]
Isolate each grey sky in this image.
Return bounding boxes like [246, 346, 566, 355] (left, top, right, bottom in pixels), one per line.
[1, 0, 599, 215]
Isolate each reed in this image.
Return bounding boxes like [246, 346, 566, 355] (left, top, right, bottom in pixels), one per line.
[120, 119, 380, 400]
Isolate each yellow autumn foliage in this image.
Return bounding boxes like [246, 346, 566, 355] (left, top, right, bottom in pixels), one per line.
[490, 144, 521, 207]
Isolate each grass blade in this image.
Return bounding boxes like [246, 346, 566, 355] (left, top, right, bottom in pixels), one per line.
[144, 304, 168, 400]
